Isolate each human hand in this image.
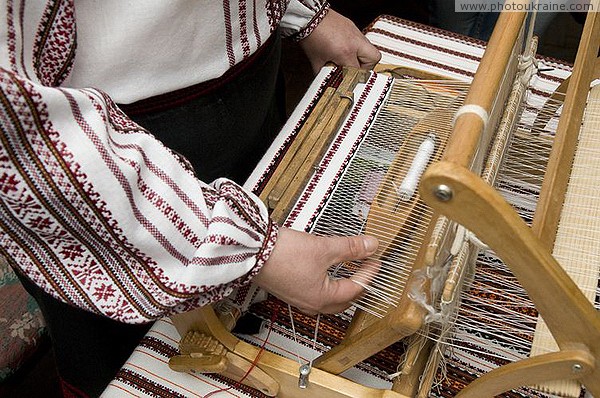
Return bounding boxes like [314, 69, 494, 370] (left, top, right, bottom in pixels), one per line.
[252, 227, 379, 314]
[298, 9, 382, 73]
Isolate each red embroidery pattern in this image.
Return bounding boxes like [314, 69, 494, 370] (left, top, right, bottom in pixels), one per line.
[4, 0, 19, 74]
[239, 0, 251, 58]
[252, 0, 262, 47]
[223, 0, 236, 68]
[291, 1, 329, 41]
[1, 71, 276, 323]
[1, 0, 283, 325]
[33, 0, 76, 86]
[265, 0, 287, 33]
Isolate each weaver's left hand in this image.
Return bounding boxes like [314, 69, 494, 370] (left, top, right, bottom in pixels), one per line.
[298, 9, 382, 73]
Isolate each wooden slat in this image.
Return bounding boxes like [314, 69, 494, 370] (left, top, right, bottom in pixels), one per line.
[262, 67, 368, 223]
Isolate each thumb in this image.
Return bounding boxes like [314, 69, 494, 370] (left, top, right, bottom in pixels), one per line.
[322, 235, 379, 264]
[356, 39, 381, 70]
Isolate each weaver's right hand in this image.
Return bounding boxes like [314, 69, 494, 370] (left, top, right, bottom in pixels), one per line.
[252, 227, 379, 314]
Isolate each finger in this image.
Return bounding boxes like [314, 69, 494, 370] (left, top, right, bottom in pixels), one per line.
[329, 54, 360, 69]
[317, 277, 366, 314]
[357, 40, 382, 70]
[317, 263, 378, 314]
[320, 234, 378, 264]
[350, 259, 381, 288]
[310, 260, 381, 314]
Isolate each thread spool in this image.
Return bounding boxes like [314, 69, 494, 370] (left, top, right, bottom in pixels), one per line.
[397, 133, 436, 201]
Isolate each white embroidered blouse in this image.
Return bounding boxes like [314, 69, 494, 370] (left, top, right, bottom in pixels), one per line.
[0, 0, 327, 323]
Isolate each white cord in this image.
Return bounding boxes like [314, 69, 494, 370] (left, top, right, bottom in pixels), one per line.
[287, 304, 303, 365]
[288, 304, 322, 373]
[453, 104, 489, 129]
[309, 314, 321, 367]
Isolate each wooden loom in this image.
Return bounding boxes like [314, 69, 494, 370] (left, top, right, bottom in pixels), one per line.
[169, 3, 600, 397]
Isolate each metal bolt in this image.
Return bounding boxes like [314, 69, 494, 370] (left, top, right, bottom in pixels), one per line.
[572, 363, 583, 373]
[434, 184, 453, 202]
[298, 364, 311, 389]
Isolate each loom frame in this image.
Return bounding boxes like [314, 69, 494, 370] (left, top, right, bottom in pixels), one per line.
[420, 1, 600, 396]
[169, 1, 600, 396]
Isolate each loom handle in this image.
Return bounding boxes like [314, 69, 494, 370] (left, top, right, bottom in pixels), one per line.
[169, 353, 228, 373]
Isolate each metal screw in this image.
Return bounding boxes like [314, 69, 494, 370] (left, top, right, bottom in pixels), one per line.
[434, 184, 453, 202]
[572, 363, 583, 373]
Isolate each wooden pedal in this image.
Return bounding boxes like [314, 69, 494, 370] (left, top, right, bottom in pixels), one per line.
[169, 331, 279, 396]
[170, 331, 228, 373]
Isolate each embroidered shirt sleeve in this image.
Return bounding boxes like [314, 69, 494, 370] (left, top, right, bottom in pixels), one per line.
[281, 0, 330, 41]
[0, 0, 278, 324]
